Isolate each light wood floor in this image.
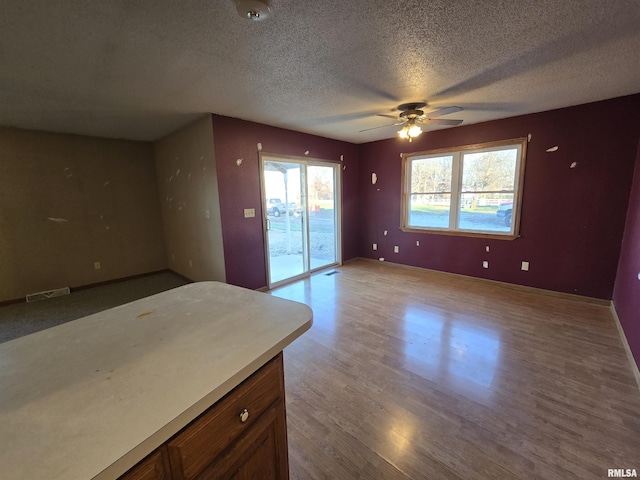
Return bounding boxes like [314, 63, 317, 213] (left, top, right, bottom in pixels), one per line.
[270, 260, 640, 480]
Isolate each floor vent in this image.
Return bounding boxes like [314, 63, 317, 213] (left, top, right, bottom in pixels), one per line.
[26, 287, 71, 303]
[325, 270, 339, 276]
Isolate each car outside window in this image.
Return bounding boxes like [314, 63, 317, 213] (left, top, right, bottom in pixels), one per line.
[267, 198, 301, 218]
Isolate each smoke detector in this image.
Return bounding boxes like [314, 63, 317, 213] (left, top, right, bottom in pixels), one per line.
[235, 0, 271, 21]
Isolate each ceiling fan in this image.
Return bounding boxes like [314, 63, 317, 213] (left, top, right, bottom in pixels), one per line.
[360, 102, 464, 141]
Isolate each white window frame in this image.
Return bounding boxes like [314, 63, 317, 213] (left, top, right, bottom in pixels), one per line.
[401, 138, 527, 239]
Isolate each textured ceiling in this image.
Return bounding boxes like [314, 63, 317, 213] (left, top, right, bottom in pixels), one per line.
[1, 0, 639, 143]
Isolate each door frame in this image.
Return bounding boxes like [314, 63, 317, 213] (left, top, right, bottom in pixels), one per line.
[259, 152, 342, 289]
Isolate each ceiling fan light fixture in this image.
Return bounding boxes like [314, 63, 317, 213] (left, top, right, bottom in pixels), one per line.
[235, 0, 271, 21]
[408, 123, 422, 137]
[398, 120, 422, 142]
[361, 102, 462, 139]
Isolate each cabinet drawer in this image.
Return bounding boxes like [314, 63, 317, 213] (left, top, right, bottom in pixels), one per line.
[167, 354, 284, 480]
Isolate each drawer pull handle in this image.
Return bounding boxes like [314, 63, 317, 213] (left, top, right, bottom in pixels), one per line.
[240, 409, 249, 423]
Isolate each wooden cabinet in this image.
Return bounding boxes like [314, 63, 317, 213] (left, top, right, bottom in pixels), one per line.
[118, 354, 288, 480]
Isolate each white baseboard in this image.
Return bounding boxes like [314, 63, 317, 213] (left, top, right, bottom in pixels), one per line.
[610, 302, 640, 392]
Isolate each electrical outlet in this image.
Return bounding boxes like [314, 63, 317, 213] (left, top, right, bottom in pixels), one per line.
[521, 261, 530, 271]
[394, 246, 399, 253]
[483, 261, 488, 268]
[416, 241, 420, 246]
[94, 261, 101, 270]
[372, 243, 377, 250]
[244, 208, 255, 218]
[486, 245, 490, 252]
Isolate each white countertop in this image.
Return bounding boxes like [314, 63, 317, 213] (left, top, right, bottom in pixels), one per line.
[0, 282, 312, 479]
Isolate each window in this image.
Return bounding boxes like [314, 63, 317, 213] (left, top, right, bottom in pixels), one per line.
[401, 138, 527, 238]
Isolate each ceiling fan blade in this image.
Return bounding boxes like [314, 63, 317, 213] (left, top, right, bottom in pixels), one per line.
[377, 114, 400, 120]
[421, 118, 464, 126]
[426, 106, 463, 118]
[359, 121, 404, 132]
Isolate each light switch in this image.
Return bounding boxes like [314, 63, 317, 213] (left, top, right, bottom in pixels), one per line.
[483, 261, 488, 268]
[244, 208, 255, 218]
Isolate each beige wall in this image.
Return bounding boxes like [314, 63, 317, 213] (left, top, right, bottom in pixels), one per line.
[154, 116, 226, 282]
[0, 127, 168, 302]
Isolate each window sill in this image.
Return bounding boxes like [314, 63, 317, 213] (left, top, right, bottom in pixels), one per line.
[400, 226, 520, 240]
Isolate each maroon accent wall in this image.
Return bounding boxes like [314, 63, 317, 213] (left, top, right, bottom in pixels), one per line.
[357, 94, 640, 299]
[211, 115, 359, 289]
[613, 139, 640, 367]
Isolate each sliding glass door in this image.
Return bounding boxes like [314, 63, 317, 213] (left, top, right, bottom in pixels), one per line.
[307, 164, 339, 271]
[261, 155, 340, 288]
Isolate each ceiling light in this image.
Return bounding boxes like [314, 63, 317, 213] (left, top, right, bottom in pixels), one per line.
[235, 0, 271, 21]
[398, 120, 422, 142]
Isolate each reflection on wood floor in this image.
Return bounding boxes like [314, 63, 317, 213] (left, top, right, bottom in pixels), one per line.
[270, 260, 640, 480]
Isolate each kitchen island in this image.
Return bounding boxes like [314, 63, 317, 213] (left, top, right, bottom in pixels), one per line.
[0, 281, 312, 479]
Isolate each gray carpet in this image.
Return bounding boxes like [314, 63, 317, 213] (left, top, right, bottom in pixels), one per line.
[0, 272, 189, 344]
